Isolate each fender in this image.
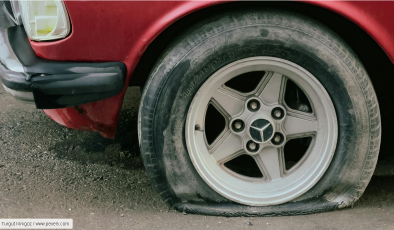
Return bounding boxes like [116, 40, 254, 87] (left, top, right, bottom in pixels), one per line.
[34, 1, 394, 138]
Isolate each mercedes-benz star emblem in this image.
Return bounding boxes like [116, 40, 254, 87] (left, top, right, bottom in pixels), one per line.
[249, 119, 274, 143]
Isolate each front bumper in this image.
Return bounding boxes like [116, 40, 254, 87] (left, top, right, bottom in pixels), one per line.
[0, 13, 126, 109]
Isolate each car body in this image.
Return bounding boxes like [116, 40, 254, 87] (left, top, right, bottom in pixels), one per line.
[1, 1, 393, 138]
[0, 0, 391, 215]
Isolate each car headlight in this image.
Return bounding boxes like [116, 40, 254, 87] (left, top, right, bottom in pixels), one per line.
[19, 0, 71, 41]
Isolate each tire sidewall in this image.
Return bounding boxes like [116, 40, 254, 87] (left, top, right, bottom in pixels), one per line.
[139, 9, 379, 208]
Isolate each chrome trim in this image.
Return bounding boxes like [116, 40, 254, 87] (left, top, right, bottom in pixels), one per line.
[3, 1, 22, 25]
[3, 3, 16, 25]
[3, 84, 34, 103]
[11, 1, 22, 25]
[0, 28, 25, 74]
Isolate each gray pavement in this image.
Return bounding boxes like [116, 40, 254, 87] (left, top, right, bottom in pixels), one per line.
[1, 84, 394, 229]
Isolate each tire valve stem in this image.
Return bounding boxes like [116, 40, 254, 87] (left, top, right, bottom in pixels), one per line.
[195, 124, 204, 132]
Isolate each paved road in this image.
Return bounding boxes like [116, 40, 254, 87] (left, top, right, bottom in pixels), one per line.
[1, 84, 394, 230]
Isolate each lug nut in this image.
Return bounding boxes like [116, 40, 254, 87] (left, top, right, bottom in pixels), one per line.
[234, 122, 242, 130]
[250, 102, 258, 110]
[246, 140, 259, 152]
[271, 107, 285, 120]
[247, 99, 260, 112]
[248, 142, 257, 150]
[271, 133, 284, 145]
[231, 119, 245, 132]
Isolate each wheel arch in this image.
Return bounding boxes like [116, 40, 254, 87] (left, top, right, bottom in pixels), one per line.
[132, 0, 393, 158]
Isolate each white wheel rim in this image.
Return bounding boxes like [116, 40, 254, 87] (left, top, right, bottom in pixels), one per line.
[185, 57, 338, 206]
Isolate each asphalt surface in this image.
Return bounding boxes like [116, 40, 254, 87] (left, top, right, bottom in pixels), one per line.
[1, 84, 394, 230]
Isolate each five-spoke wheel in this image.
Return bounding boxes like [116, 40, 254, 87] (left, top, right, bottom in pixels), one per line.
[186, 57, 337, 205]
[140, 9, 380, 215]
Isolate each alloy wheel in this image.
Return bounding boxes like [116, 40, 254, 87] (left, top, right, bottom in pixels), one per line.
[185, 57, 338, 206]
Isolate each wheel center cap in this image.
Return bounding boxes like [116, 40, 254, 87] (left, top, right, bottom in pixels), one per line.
[249, 119, 274, 143]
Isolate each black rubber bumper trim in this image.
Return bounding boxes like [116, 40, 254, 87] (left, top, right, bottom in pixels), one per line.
[0, 62, 30, 91]
[0, 25, 127, 109]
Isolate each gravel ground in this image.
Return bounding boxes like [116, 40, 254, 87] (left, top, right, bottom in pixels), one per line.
[1, 84, 394, 230]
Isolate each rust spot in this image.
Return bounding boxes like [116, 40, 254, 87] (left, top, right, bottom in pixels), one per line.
[74, 106, 84, 114]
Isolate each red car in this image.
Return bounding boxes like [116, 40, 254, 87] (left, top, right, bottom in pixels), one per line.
[2, 0, 392, 216]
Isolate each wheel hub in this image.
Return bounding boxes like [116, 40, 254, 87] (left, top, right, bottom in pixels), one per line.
[230, 97, 284, 155]
[249, 118, 274, 143]
[249, 119, 274, 143]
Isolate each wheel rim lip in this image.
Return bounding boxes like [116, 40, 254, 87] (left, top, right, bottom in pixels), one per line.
[185, 57, 338, 206]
